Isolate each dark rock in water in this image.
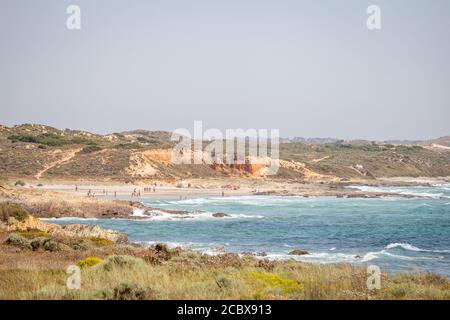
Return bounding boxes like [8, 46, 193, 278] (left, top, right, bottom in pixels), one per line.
[289, 249, 309, 256]
[355, 255, 362, 259]
[213, 213, 230, 218]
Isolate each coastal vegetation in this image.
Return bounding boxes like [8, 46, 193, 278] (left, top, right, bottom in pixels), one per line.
[0, 123, 449, 181]
[0, 124, 449, 300]
[0, 203, 449, 300]
[1, 240, 449, 300]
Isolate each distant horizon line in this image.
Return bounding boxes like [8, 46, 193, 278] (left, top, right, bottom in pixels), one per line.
[0, 122, 448, 143]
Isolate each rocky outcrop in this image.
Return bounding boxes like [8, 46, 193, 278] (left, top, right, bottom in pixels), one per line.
[0, 186, 141, 218]
[288, 249, 309, 256]
[1, 215, 128, 243]
[60, 224, 128, 243]
[212, 213, 230, 218]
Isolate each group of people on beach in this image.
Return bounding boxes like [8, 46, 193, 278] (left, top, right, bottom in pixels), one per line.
[144, 186, 156, 193]
[82, 187, 116, 198]
[81, 185, 158, 198]
[86, 189, 95, 198]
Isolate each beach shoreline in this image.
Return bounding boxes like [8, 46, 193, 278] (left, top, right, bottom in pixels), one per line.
[1, 176, 449, 220]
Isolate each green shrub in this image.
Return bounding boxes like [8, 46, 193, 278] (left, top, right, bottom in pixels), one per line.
[16, 228, 49, 239]
[43, 239, 59, 252]
[8, 133, 98, 147]
[81, 145, 102, 153]
[110, 283, 154, 300]
[5, 233, 32, 250]
[37, 183, 43, 187]
[0, 203, 29, 222]
[216, 277, 233, 289]
[30, 237, 59, 252]
[390, 287, 407, 299]
[113, 143, 142, 150]
[69, 239, 88, 251]
[14, 180, 26, 187]
[151, 243, 179, 261]
[30, 237, 49, 251]
[77, 257, 103, 268]
[89, 237, 114, 246]
[102, 255, 141, 271]
[8, 134, 38, 144]
[153, 243, 170, 254]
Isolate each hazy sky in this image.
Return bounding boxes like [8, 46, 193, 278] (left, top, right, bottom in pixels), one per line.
[0, 0, 449, 140]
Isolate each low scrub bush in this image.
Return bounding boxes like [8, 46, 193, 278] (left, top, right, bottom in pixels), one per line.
[89, 237, 114, 246]
[5, 233, 32, 250]
[111, 283, 155, 300]
[0, 203, 29, 222]
[30, 237, 59, 252]
[14, 180, 26, 187]
[113, 143, 142, 150]
[81, 145, 102, 153]
[102, 255, 142, 271]
[16, 228, 50, 239]
[8, 133, 97, 147]
[69, 239, 88, 251]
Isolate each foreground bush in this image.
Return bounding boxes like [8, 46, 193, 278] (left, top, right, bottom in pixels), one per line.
[5, 233, 32, 250]
[0, 250, 448, 300]
[89, 237, 114, 246]
[0, 203, 29, 222]
[5, 233, 59, 252]
[107, 283, 155, 300]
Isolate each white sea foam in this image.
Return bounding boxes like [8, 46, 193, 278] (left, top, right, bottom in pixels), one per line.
[132, 239, 446, 266]
[386, 243, 422, 251]
[347, 185, 448, 199]
[385, 243, 450, 253]
[140, 241, 228, 256]
[140, 240, 194, 249]
[361, 250, 410, 262]
[165, 195, 316, 207]
[132, 208, 146, 217]
[265, 252, 360, 264]
[40, 217, 99, 221]
[131, 209, 264, 221]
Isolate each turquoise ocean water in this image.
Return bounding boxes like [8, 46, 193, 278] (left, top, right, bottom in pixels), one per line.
[45, 184, 450, 275]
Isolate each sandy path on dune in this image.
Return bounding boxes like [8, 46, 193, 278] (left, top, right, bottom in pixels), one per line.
[35, 149, 81, 180]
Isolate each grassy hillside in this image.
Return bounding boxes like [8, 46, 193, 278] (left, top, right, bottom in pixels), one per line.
[1, 124, 449, 181]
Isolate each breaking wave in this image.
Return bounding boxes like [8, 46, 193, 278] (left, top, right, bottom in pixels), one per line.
[348, 185, 450, 199]
[132, 209, 264, 221]
[385, 243, 450, 253]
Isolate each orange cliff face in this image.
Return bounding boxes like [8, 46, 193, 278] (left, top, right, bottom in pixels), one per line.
[209, 156, 275, 177]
